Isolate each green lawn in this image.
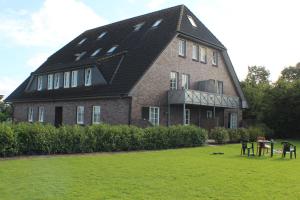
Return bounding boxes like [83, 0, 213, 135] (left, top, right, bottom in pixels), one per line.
[0, 141, 299, 200]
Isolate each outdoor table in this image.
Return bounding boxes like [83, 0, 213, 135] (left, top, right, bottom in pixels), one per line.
[257, 140, 274, 157]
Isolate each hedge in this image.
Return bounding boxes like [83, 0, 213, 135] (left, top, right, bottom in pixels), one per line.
[0, 123, 208, 157]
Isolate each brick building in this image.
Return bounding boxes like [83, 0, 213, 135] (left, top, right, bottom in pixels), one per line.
[6, 5, 247, 128]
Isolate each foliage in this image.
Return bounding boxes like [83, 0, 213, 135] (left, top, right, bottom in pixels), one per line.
[210, 127, 229, 144]
[0, 123, 16, 156]
[245, 65, 270, 85]
[0, 101, 12, 122]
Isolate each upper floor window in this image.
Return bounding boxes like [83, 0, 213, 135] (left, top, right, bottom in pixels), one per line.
[71, 70, 78, 88]
[181, 74, 190, 90]
[54, 73, 60, 89]
[170, 72, 178, 90]
[192, 44, 199, 61]
[97, 31, 107, 40]
[187, 15, 197, 27]
[77, 106, 84, 124]
[28, 107, 33, 122]
[149, 107, 159, 126]
[133, 22, 144, 31]
[200, 47, 207, 63]
[38, 107, 45, 123]
[185, 109, 190, 125]
[107, 45, 118, 54]
[152, 19, 162, 28]
[85, 68, 92, 86]
[178, 39, 186, 57]
[47, 74, 53, 90]
[37, 76, 43, 91]
[64, 72, 70, 88]
[78, 38, 87, 46]
[212, 51, 218, 66]
[217, 81, 223, 94]
[92, 106, 101, 124]
[91, 48, 101, 57]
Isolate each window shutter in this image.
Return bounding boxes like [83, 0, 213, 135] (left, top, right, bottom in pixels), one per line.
[142, 107, 149, 120]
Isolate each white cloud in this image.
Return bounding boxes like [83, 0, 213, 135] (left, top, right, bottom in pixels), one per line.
[0, 77, 23, 98]
[0, 0, 107, 48]
[26, 52, 50, 70]
[146, 0, 166, 10]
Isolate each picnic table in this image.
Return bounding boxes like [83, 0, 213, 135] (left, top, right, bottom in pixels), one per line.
[257, 140, 274, 157]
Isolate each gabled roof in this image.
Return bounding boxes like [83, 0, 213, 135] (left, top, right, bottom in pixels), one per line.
[6, 5, 246, 107]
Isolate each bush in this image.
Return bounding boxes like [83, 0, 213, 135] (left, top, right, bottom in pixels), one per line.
[0, 123, 17, 156]
[210, 127, 229, 144]
[237, 128, 250, 141]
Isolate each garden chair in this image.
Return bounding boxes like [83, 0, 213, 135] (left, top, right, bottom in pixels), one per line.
[281, 142, 296, 159]
[256, 136, 271, 155]
[241, 141, 254, 157]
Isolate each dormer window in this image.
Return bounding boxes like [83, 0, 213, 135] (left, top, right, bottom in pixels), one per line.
[75, 51, 86, 61]
[85, 68, 92, 86]
[107, 45, 118, 54]
[133, 22, 144, 31]
[37, 76, 43, 91]
[152, 19, 162, 28]
[78, 38, 87, 45]
[187, 15, 197, 27]
[97, 31, 107, 40]
[91, 48, 101, 57]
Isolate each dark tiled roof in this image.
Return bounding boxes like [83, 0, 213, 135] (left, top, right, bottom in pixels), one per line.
[7, 5, 243, 103]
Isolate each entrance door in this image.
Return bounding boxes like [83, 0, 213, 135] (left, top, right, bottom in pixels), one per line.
[229, 113, 237, 129]
[54, 107, 63, 127]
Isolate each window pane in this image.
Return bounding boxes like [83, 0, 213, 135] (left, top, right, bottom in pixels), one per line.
[71, 71, 78, 87]
[48, 74, 53, 90]
[178, 40, 185, 56]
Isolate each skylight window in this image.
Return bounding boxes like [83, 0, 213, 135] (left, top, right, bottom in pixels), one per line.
[187, 15, 197, 27]
[97, 31, 107, 40]
[78, 38, 87, 45]
[107, 45, 118, 54]
[152, 19, 162, 28]
[74, 51, 86, 61]
[91, 48, 101, 57]
[133, 22, 144, 31]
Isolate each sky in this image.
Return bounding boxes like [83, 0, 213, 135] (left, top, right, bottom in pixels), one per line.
[0, 0, 299, 97]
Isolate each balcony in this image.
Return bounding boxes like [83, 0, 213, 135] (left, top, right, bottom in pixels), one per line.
[168, 89, 240, 109]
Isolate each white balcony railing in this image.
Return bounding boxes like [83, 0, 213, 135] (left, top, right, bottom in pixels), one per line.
[168, 89, 240, 108]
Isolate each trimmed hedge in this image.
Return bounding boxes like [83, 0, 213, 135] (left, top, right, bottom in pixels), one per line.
[0, 123, 208, 157]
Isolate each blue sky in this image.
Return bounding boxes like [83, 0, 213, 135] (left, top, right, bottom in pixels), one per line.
[0, 0, 299, 97]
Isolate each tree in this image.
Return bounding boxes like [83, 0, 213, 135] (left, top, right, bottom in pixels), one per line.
[279, 64, 300, 82]
[0, 98, 12, 122]
[245, 66, 270, 85]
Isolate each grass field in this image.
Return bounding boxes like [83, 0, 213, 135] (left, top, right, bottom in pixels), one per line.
[0, 141, 299, 200]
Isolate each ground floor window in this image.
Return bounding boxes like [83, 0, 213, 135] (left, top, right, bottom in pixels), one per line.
[149, 107, 159, 126]
[28, 107, 33, 122]
[92, 106, 101, 124]
[77, 106, 84, 124]
[207, 110, 213, 119]
[229, 113, 238, 129]
[38, 107, 45, 122]
[185, 109, 190, 125]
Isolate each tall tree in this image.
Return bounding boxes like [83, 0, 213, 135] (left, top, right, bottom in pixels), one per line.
[245, 66, 270, 85]
[279, 64, 300, 82]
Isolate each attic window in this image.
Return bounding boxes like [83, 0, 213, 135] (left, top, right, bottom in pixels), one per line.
[74, 51, 86, 61]
[187, 15, 197, 27]
[107, 45, 118, 54]
[152, 19, 162, 28]
[97, 31, 107, 40]
[133, 22, 144, 31]
[91, 48, 101, 57]
[78, 38, 87, 45]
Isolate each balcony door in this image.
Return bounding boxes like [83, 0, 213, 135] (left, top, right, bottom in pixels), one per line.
[229, 113, 237, 129]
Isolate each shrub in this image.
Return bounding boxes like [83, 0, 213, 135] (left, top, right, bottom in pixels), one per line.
[0, 123, 17, 156]
[237, 128, 250, 141]
[210, 127, 229, 144]
[227, 129, 240, 143]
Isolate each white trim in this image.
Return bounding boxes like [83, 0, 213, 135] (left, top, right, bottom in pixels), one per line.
[178, 39, 186, 56]
[149, 106, 159, 126]
[38, 107, 45, 122]
[54, 73, 60, 89]
[185, 109, 190, 125]
[64, 72, 70, 88]
[47, 74, 53, 90]
[71, 70, 78, 87]
[200, 46, 207, 63]
[85, 68, 92, 86]
[212, 51, 218, 66]
[192, 44, 199, 61]
[181, 74, 190, 89]
[28, 107, 33, 122]
[170, 72, 178, 90]
[92, 106, 101, 124]
[76, 106, 84, 124]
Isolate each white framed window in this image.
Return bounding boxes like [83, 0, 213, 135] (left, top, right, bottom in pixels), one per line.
[207, 110, 213, 119]
[152, 19, 162, 28]
[107, 45, 118, 54]
[64, 72, 70, 88]
[229, 113, 238, 129]
[85, 68, 92, 86]
[77, 106, 84, 124]
[200, 47, 207, 63]
[97, 31, 107, 40]
[78, 38, 87, 45]
[71, 70, 78, 88]
[170, 72, 178, 90]
[28, 107, 33, 122]
[37, 76, 43, 91]
[217, 81, 223, 94]
[91, 48, 101, 57]
[54, 73, 60, 89]
[178, 39, 186, 57]
[185, 109, 190, 125]
[187, 15, 197, 27]
[181, 74, 190, 90]
[212, 51, 218, 66]
[133, 22, 144, 31]
[38, 107, 45, 122]
[48, 74, 53, 90]
[192, 44, 199, 61]
[92, 106, 101, 124]
[149, 107, 159, 126]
